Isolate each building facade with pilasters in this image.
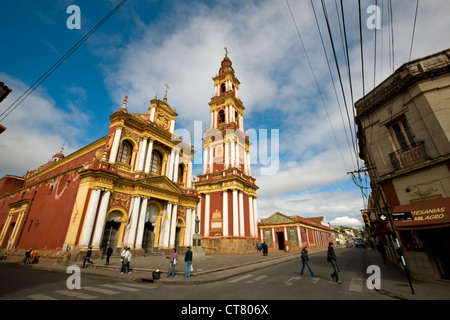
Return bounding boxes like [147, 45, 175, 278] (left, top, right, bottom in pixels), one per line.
[195, 53, 259, 254]
[0, 95, 199, 263]
[258, 212, 335, 253]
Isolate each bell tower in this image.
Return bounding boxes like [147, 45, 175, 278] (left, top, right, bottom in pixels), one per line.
[195, 50, 259, 254]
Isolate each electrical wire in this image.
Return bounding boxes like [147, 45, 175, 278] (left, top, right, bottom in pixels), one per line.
[0, 0, 128, 123]
[409, 0, 420, 61]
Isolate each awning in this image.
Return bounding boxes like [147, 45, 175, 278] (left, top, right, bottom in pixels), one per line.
[391, 197, 450, 230]
[373, 221, 392, 235]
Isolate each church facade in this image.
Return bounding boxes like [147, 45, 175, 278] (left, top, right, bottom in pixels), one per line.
[0, 53, 260, 262]
[0, 93, 199, 263]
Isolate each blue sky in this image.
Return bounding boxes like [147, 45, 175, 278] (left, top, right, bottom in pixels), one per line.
[1, 0, 449, 228]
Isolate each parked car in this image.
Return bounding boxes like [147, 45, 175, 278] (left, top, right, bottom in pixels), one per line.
[345, 241, 353, 248]
[354, 238, 364, 248]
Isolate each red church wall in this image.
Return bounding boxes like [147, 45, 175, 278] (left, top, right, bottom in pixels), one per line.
[0, 171, 81, 251]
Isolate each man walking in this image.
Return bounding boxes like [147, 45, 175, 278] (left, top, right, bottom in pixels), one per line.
[327, 242, 341, 284]
[184, 246, 193, 278]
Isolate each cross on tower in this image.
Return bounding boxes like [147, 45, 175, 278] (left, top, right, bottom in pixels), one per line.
[164, 84, 170, 101]
[224, 47, 229, 57]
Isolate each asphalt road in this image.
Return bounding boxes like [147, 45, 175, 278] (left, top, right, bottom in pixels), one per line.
[0, 247, 393, 301]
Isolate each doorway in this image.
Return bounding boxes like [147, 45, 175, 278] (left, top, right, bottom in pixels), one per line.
[101, 211, 122, 253]
[277, 232, 285, 250]
[142, 221, 155, 253]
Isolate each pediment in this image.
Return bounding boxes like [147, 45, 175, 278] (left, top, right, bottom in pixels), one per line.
[141, 176, 183, 194]
[260, 212, 296, 225]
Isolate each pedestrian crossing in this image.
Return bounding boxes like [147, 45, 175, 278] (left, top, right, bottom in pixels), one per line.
[227, 273, 367, 293]
[26, 281, 155, 300]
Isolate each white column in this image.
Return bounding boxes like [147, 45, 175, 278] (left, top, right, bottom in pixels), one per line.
[137, 137, 148, 172]
[91, 191, 111, 249]
[169, 204, 178, 247]
[134, 139, 144, 171]
[184, 208, 192, 246]
[191, 209, 197, 240]
[224, 140, 229, 168]
[253, 198, 259, 238]
[170, 120, 175, 134]
[204, 194, 210, 237]
[235, 142, 240, 168]
[144, 139, 154, 173]
[232, 190, 239, 236]
[172, 150, 180, 182]
[126, 197, 142, 247]
[108, 127, 122, 163]
[297, 226, 302, 246]
[135, 197, 149, 249]
[150, 106, 156, 122]
[239, 191, 245, 237]
[162, 203, 172, 247]
[167, 149, 175, 179]
[248, 196, 254, 237]
[210, 112, 214, 129]
[203, 147, 208, 174]
[79, 189, 102, 247]
[222, 190, 228, 237]
[284, 227, 288, 242]
[231, 139, 235, 167]
[260, 228, 264, 243]
[209, 145, 214, 173]
[246, 152, 251, 175]
[225, 106, 229, 123]
[271, 227, 276, 247]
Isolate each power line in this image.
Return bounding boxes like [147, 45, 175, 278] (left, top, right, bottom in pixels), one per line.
[409, 0, 420, 61]
[309, 0, 357, 171]
[0, 0, 128, 123]
[318, 0, 360, 170]
[285, 0, 350, 173]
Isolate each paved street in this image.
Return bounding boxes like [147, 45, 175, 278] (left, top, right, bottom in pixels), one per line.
[0, 248, 390, 301]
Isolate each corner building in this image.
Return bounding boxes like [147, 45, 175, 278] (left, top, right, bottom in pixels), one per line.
[195, 54, 259, 254]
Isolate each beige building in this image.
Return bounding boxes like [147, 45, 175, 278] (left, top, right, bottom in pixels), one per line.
[355, 48, 450, 281]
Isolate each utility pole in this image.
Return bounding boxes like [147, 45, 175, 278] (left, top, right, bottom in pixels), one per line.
[348, 168, 415, 295]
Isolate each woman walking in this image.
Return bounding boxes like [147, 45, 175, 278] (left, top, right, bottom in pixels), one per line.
[300, 246, 314, 277]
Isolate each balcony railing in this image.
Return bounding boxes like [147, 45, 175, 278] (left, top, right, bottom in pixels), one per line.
[389, 141, 428, 171]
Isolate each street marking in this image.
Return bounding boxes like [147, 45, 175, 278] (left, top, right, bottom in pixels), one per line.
[284, 276, 301, 287]
[349, 278, 364, 293]
[311, 277, 320, 284]
[245, 275, 268, 283]
[229, 274, 254, 283]
[54, 290, 97, 300]
[115, 281, 154, 289]
[83, 286, 120, 295]
[100, 283, 139, 292]
[28, 294, 58, 300]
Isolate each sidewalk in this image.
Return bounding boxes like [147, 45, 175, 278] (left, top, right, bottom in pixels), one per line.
[77, 250, 300, 285]
[363, 248, 450, 300]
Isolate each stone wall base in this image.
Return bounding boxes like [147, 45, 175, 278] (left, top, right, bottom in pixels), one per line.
[201, 237, 259, 255]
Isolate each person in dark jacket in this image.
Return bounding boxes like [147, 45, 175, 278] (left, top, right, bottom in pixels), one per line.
[300, 246, 314, 277]
[82, 246, 93, 268]
[184, 246, 193, 278]
[105, 246, 113, 265]
[327, 242, 341, 284]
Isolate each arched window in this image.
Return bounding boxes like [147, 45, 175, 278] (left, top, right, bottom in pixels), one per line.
[221, 83, 226, 94]
[178, 164, 184, 183]
[218, 110, 225, 124]
[150, 150, 162, 174]
[117, 140, 132, 165]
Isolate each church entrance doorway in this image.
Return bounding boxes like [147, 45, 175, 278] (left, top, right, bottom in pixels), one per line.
[142, 221, 155, 253]
[101, 211, 122, 253]
[142, 203, 159, 253]
[276, 232, 285, 250]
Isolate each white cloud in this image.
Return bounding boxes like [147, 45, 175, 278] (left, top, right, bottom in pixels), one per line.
[0, 73, 88, 176]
